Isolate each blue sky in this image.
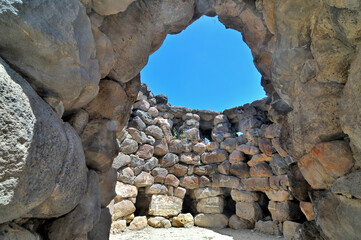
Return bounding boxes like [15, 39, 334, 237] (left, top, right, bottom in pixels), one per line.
[141, 16, 265, 111]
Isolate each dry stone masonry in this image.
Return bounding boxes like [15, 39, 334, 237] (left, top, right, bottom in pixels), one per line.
[0, 0, 360, 240]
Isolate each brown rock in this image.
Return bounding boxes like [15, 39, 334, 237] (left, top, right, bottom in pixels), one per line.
[229, 150, 246, 164]
[230, 163, 250, 179]
[134, 172, 154, 187]
[113, 200, 136, 220]
[148, 107, 159, 118]
[269, 175, 290, 190]
[283, 221, 302, 240]
[287, 164, 312, 201]
[129, 216, 147, 231]
[197, 196, 224, 214]
[180, 152, 201, 165]
[180, 176, 199, 189]
[220, 138, 237, 153]
[165, 174, 180, 188]
[231, 190, 260, 202]
[137, 144, 154, 159]
[298, 141, 354, 189]
[160, 153, 179, 168]
[199, 176, 211, 188]
[272, 138, 288, 157]
[255, 220, 282, 236]
[148, 195, 183, 217]
[265, 190, 293, 202]
[248, 154, 272, 167]
[145, 184, 168, 195]
[250, 162, 273, 178]
[229, 215, 254, 230]
[99, 167, 117, 207]
[268, 201, 302, 222]
[154, 138, 168, 156]
[174, 187, 186, 199]
[262, 123, 282, 138]
[258, 138, 275, 156]
[169, 139, 192, 154]
[168, 163, 188, 177]
[212, 174, 242, 189]
[242, 177, 270, 191]
[300, 201, 315, 221]
[172, 213, 194, 228]
[237, 144, 260, 155]
[110, 219, 126, 234]
[236, 202, 263, 222]
[193, 143, 207, 154]
[201, 149, 228, 164]
[133, 99, 150, 111]
[218, 160, 230, 175]
[206, 141, 220, 151]
[145, 125, 164, 140]
[194, 214, 228, 228]
[152, 167, 168, 184]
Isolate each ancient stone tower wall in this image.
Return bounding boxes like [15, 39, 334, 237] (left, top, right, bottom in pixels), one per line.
[111, 83, 311, 237]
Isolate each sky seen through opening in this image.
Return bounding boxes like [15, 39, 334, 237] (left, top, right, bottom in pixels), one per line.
[141, 16, 265, 112]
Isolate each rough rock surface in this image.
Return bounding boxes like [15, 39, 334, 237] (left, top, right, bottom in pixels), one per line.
[0, 58, 87, 223]
[0, 0, 100, 112]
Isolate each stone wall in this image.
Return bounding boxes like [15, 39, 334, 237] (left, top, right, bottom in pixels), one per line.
[110, 83, 307, 238]
[0, 0, 360, 239]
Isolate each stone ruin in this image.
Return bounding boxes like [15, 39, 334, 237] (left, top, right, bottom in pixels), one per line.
[0, 0, 360, 240]
[110, 83, 311, 238]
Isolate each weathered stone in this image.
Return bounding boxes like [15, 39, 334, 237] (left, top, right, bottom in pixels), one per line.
[145, 184, 168, 195]
[206, 141, 220, 151]
[0, 0, 100, 112]
[129, 116, 147, 131]
[299, 221, 325, 240]
[85, 80, 131, 127]
[214, 114, 228, 125]
[0, 222, 40, 240]
[152, 167, 168, 184]
[99, 168, 117, 207]
[231, 190, 259, 202]
[193, 143, 207, 154]
[148, 106, 159, 118]
[191, 187, 224, 200]
[331, 170, 361, 199]
[119, 139, 139, 155]
[160, 153, 179, 168]
[270, 175, 290, 190]
[212, 174, 242, 189]
[148, 217, 171, 228]
[129, 155, 145, 175]
[218, 160, 230, 175]
[69, 109, 89, 135]
[180, 153, 201, 165]
[265, 190, 293, 202]
[165, 174, 180, 188]
[270, 154, 289, 175]
[283, 221, 302, 240]
[110, 220, 126, 234]
[262, 124, 282, 138]
[169, 139, 192, 154]
[134, 109, 154, 125]
[129, 216, 148, 231]
[115, 182, 137, 201]
[194, 214, 228, 228]
[88, 207, 112, 240]
[298, 141, 354, 189]
[118, 167, 135, 184]
[201, 149, 228, 164]
[154, 138, 168, 156]
[229, 150, 246, 164]
[199, 176, 211, 188]
[300, 202, 315, 221]
[248, 154, 271, 167]
[236, 144, 260, 155]
[127, 128, 150, 144]
[137, 144, 154, 160]
[242, 178, 270, 191]
[258, 138, 275, 156]
[236, 202, 263, 222]
[168, 164, 188, 177]
[92, 0, 135, 15]
[148, 195, 183, 217]
[172, 213, 194, 228]
[145, 125, 164, 140]
[81, 119, 119, 173]
[113, 200, 136, 220]
[268, 201, 302, 222]
[122, 213, 135, 224]
[143, 157, 158, 172]
[287, 164, 312, 201]
[255, 220, 282, 236]
[238, 117, 262, 133]
[315, 191, 361, 240]
[134, 172, 154, 187]
[220, 138, 237, 153]
[112, 153, 131, 170]
[47, 171, 100, 240]
[229, 162, 249, 178]
[272, 138, 288, 158]
[133, 99, 150, 111]
[180, 176, 199, 189]
[250, 162, 273, 178]
[155, 94, 168, 104]
[229, 215, 254, 230]
[197, 196, 224, 214]
[0, 59, 89, 222]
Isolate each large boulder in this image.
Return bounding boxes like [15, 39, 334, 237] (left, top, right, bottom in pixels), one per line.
[47, 171, 101, 240]
[99, 167, 117, 208]
[0, 58, 87, 224]
[148, 195, 183, 217]
[0, 0, 100, 112]
[87, 207, 112, 240]
[0, 222, 41, 240]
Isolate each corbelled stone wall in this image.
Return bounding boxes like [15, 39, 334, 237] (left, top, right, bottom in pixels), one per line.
[0, 0, 360, 239]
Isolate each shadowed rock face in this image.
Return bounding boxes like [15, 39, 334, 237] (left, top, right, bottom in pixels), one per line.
[0, 0, 360, 239]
